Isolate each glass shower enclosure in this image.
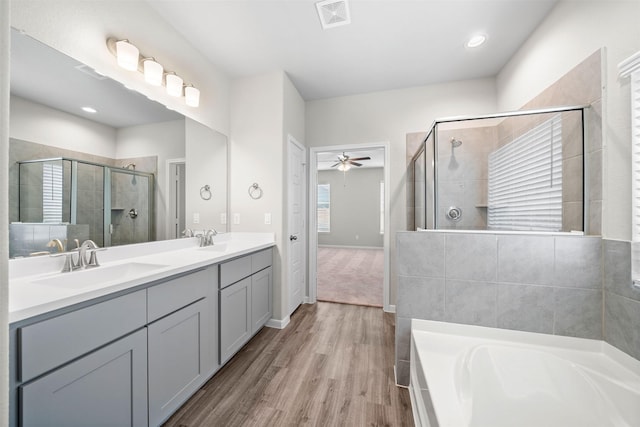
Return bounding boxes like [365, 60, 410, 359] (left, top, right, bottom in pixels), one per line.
[409, 105, 589, 233]
[18, 157, 154, 247]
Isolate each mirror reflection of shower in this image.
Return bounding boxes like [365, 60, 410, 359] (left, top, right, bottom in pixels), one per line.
[449, 137, 462, 169]
[123, 163, 137, 185]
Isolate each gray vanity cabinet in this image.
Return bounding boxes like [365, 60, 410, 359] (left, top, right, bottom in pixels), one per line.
[251, 266, 272, 334]
[219, 248, 272, 364]
[20, 328, 148, 427]
[219, 276, 252, 364]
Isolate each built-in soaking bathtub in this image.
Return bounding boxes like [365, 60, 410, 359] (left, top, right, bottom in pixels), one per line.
[409, 319, 640, 427]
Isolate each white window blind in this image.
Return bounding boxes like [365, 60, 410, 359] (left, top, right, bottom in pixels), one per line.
[42, 162, 63, 223]
[317, 183, 330, 232]
[631, 70, 640, 281]
[487, 114, 563, 231]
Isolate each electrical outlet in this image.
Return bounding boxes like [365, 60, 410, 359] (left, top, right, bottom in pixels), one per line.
[220, 213, 227, 224]
[193, 213, 200, 224]
[264, 213, 271, 225]
[233, 213, 240, 225]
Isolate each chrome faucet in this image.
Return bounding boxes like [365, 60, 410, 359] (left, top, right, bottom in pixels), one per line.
[75, 240, 99, 269]
[182, 228, 195, 238]
[203, 229, 218, 246]
[47, 239, 64, 253]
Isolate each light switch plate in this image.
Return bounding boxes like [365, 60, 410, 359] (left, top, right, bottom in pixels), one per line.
[193, 213, 200, 224]
[220, 213, 227, 224]
[264, 213, 271, 225]
[233, 213, 240, 225]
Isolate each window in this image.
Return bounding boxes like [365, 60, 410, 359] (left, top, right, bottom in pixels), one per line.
[317, 183, 330, 232]
[620, 50, 640, 284]
[380, 181, 384, 234]
[42, 161, 63, 223]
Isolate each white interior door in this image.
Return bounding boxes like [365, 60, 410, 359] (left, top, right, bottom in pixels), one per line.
[168, 161, 186, 239]
[288, 136, 306, 315]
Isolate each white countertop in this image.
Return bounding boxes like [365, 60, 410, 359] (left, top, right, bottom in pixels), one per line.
[9, 233, 275, 325]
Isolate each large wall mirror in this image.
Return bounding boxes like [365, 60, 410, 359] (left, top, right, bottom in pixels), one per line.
[8, 29, 228, 258]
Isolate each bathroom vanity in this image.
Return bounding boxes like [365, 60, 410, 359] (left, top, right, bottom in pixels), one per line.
[7, 233, 274, 427]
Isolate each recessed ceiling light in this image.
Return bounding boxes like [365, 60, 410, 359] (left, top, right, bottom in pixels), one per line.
[466, 34, 487, 49]
[82, 106, 97, 114]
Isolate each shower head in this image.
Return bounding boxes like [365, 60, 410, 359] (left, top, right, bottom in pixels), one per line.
[123, 163, 136, 170]
[450, 138, 462, 148]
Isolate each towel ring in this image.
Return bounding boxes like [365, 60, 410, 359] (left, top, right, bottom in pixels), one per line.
[200, 185, 212, 200]
[248, 183, 263, 200]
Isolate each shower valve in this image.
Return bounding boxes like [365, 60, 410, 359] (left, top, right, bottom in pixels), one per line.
[446, 206, 463, 222]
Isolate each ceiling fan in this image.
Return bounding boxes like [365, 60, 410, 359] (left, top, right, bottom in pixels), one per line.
[331, 152, 371, 171]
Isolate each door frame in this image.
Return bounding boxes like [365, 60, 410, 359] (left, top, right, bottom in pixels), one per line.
[308, 142, 392, 312]
[286, 135, 307, 315]
[166, 158, 186, 240]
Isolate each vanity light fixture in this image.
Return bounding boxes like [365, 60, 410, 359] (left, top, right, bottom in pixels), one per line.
[143, 58, 163, 86]
[466, 34, 487, 48]
[115, 40, 139, 71]
[185, 85, 200, 108]
[106, 37, 201, 107]
[165, 72, 183, 97]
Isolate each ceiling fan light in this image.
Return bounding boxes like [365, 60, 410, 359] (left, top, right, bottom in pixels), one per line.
[185, 85, 200, 107]
[337, 163, 351, 172]
[115, 40, 139, 71]
[166, 73, 183, 97]
[143, 58, 163, 86]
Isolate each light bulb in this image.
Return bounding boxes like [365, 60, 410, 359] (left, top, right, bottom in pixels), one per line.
[166, 73, 183, 97]
[143, 58, 163, 86]
[466, 34, 487, 49]
[115, 40, 139, 71]
[185, 85, 200, 107]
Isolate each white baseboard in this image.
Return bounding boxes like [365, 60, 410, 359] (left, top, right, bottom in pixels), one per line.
[266, 316, 290, 329]
[303, 296, 316, 304]
[384, 304, 396, 313]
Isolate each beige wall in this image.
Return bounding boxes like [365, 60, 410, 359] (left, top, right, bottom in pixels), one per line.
[497, 0, 640, 240]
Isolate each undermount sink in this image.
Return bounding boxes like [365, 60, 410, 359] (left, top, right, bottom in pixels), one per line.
[33, 262, 169, 289]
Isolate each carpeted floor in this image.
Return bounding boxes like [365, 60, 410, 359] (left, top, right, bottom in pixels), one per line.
[316, 246, 384, 307]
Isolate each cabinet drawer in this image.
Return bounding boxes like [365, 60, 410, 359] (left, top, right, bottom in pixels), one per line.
[251, 248, 272, 273]
[220, 256, 252, 289]
[19, 290, 146, 383]
[147, 269, 210, 323]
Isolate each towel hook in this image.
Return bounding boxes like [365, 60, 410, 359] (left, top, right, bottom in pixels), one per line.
[200, 185, 212, 200]
[248, 183, 263, 200]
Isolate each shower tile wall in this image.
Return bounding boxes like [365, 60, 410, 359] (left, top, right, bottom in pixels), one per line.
[436, 126, 498, 230]
[395, 231, 603, 386]
[110, 172, 151, 246]
[76, 163, 104, 247]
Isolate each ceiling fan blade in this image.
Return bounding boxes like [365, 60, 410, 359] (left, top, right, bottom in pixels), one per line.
[330, 162, 341, 167]
[349, 161, 363, 167]
[348, 156, 371, 161]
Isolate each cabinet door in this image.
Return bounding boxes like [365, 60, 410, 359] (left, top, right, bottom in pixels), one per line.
[219, 277, 251, 364]
[148, 299, 209, 427]
[20, 329, 148, 427]
[251, 266, 272, 334]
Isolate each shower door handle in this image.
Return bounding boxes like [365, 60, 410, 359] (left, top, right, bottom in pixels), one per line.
[290, 235, 298, 241]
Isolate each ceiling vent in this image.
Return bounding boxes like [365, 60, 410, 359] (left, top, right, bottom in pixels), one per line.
[316, 0, 351, 29]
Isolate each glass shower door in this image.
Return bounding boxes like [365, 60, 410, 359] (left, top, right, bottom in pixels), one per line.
[106, 168, 154, 247]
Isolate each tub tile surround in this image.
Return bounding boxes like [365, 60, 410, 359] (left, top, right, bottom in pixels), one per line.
[397, 234, 640, 386]
[395, 231, 606, 386]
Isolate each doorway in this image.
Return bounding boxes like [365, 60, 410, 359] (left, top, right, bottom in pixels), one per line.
[167, 159, 186, 240]
[309, 143, 390, 310]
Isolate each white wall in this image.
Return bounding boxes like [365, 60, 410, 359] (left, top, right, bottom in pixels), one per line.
[497, 0, 640, 240]
[116, 119, 186, 241]
[10, 96, 117, 158]
[230, 71, 305, 321]
[10, 0, 230, 135]
[306, 78, 497, 303]
[1, 1, 9, 424]
[185, 118, 228, 233]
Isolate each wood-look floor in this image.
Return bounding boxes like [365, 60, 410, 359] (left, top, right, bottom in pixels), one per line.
[163, 302, 413, 426]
